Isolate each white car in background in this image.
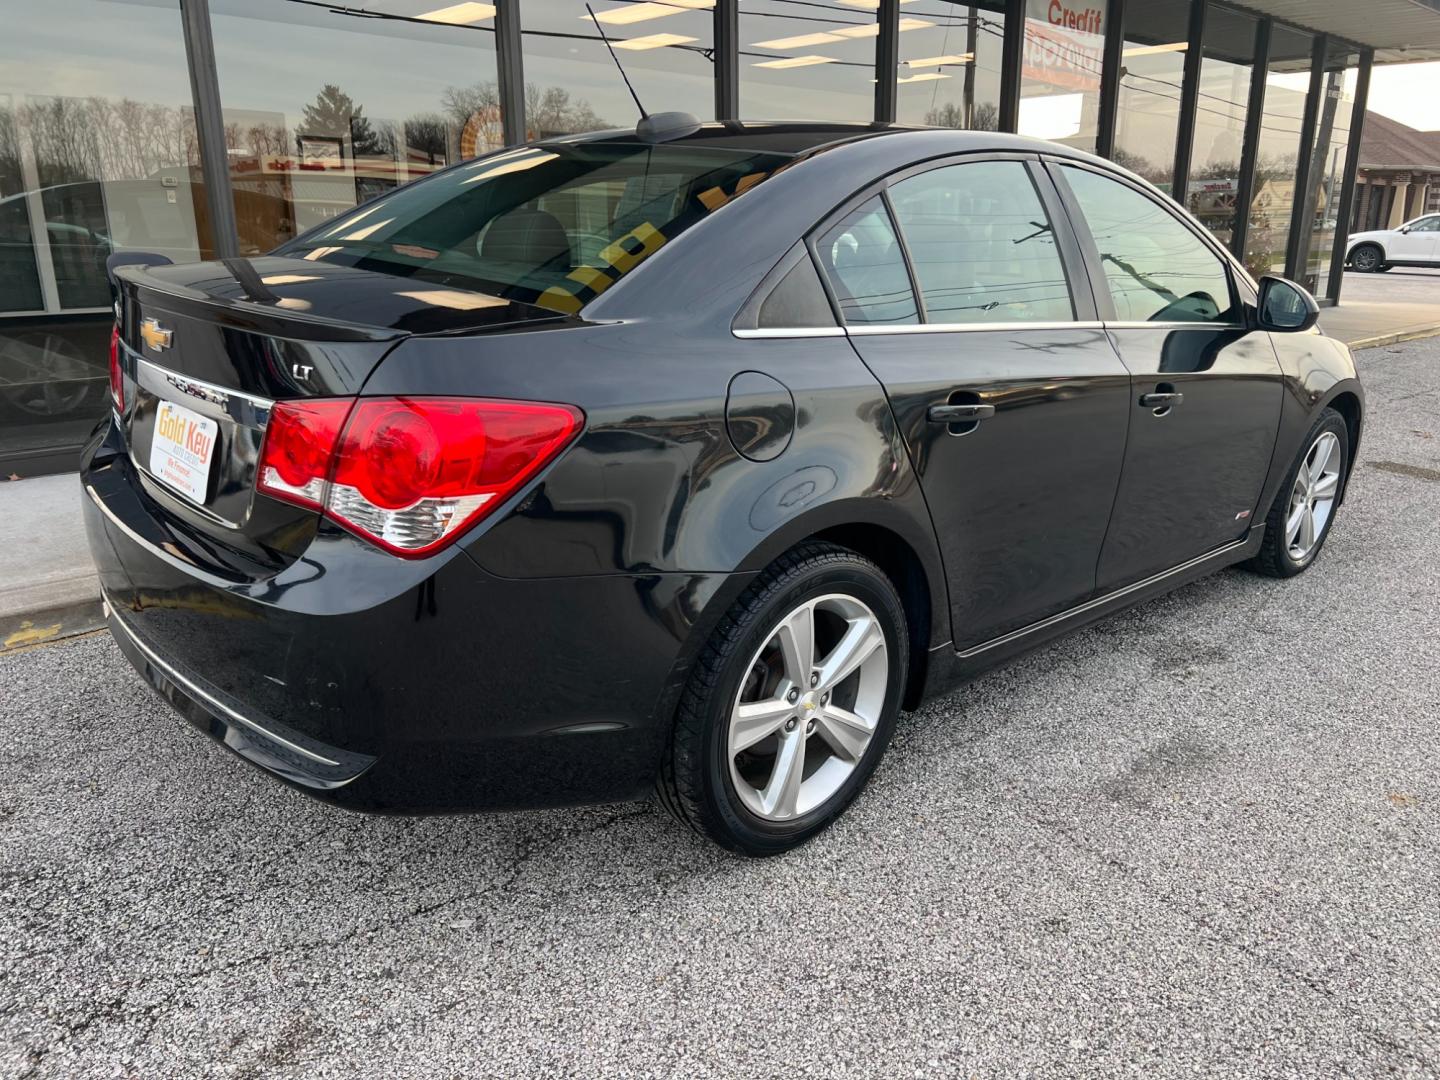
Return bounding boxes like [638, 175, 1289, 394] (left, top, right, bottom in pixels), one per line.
[1346, 213, 1440, 271]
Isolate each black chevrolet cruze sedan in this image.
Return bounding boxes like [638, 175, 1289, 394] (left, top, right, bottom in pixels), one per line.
[84, 121, 1363, 855]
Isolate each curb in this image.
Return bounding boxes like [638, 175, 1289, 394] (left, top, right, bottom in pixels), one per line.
[1, 599, 106, 654]
[1342, 324, 1440, 351]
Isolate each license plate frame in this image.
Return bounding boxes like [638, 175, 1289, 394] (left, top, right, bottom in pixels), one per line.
[148, 399, 219, 505]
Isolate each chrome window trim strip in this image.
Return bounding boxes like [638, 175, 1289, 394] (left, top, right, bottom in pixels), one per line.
[1103, 321, 1248, 331]
[735, 319, 1247, 337]
[732, 326, 847, 339]
[103, 587, 341, 768]
[849, 320, 1105, 335]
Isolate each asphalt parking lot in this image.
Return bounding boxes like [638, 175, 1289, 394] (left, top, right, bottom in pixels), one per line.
[3, 336, 1440, 1080]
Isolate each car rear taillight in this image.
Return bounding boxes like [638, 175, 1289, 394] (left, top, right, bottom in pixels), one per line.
[108, 325, 123, 413]
[257, 396, 583, 557]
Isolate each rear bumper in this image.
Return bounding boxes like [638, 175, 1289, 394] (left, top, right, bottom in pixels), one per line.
[82, 422, 739, 813]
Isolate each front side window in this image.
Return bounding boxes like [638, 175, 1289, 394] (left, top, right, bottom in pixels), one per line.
[278, 142, 789, 314]
[813, 197, 919, 326]
[887, 160, 1073, 324]
[1406, 216, 1440, 233]
[1060, 165, 1236, 324]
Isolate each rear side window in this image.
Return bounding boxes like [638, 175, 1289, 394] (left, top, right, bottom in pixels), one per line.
[277, 142, 790, 315]
[813, 197, 919, 326]
[887, 161, 1074, 324]
[1059, 165, 1237, 324]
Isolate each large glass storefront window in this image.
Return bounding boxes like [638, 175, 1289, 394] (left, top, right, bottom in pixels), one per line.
[1018, 0, 1104, 151]
[1298, 43, 1359, 299]
[740, 1, 878, 122]
[1244, 25, 1312, 279]
[524, 2, 714, 135]
[1, 0, 204, 470]
[896, 3, 1007, 130]
[1111, 0, 1191, 191]
[210, 0, 504, 255]
[1185, 7, 1257, 249]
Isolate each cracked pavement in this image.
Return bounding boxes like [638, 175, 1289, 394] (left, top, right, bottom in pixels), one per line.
[3, 336, 1440, 1079]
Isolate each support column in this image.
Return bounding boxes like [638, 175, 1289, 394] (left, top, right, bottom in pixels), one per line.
[496, 0, 526, 146]
[1418, 184, 1432, 216]
[179, 0, 238, 260]
[714, 0, 738, 121]
[1388, 182, 1410, 227]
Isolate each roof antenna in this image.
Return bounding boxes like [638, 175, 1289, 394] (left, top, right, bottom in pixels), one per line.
[585, 2, 701, 143]
[587, 2, 648, 120]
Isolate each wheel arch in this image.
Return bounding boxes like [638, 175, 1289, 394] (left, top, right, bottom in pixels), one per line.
[1348, 239, 1386, 265]
[711, 497, 950, 713]
[1321, 385, 1364, 503]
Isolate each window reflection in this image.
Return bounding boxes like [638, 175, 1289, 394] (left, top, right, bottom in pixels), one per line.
[1186, 7, 1256, 249]
[1299, 44, 1358, 299]
[1244, 26, 1312, 279]
[1062, 165, 1235, 324]
[896, 3, 1006, 130]
[1018, 0, 1104, 151]
[211, 0, 505, 253]
[1112, 0, 1190, 190]
[524, 2, 714, 135]
[0, 0, 203, 466]
[741, 1, 878, 122]
[888, 161, 1073, 322]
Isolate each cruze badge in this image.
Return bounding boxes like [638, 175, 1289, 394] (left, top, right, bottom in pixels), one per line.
[140, 318, 173, 351]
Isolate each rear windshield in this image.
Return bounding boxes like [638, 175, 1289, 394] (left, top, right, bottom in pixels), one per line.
[277, 141, 790, 314]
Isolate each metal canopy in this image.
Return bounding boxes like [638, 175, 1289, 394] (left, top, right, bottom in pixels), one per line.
[1232, 0, 1440, 62]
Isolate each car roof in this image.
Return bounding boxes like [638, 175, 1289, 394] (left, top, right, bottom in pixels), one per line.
[540, 121, 1076, 160]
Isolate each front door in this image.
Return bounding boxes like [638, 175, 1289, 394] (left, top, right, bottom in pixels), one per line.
[1049, 162, 1284, 593]
[813, 158, 1131, 650]
[1389, 215, 1440, 262]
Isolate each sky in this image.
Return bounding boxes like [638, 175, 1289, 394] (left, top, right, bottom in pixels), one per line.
[1367, 62, 1440, 132]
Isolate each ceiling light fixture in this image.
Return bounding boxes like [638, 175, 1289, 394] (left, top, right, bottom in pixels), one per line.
[754, 55, 838, 69]
[416, 2, 496, 24]
[1121, 41, 1188, 57]
[905, 52, 972, 68]
[615, 31, 698, 49]
[583, 0, 713, 25]
[752, 31, 843, 49]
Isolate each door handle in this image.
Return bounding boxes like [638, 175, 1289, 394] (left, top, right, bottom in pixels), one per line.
[1139, 392, 1183, 407]
[928, 403, 996, 423]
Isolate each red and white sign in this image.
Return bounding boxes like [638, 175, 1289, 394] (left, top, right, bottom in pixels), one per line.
[1023, 0, 1104, 93]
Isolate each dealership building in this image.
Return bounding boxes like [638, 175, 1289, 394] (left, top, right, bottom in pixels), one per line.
[4, 0, 1440, 474]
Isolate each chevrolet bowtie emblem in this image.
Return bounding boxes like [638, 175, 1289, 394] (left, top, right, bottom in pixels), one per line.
[140, 318, 173, 351]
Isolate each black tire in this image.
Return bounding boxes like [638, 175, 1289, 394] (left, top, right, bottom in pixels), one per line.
[1377, 264, 1394, 272]
[1245, 408, 1349, 578]
[656, 542, 909, 856]
[1350, 243, 1384, 272]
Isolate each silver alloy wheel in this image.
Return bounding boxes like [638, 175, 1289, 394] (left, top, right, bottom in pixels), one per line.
[1351, 246, 1381, 272]
[1285, 430, 1341, 561]
[727, 593, 888, 822]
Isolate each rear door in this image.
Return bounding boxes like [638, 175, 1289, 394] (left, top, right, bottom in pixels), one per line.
[1047, 161, 1284, 593]
[815, 156, 1132, 650]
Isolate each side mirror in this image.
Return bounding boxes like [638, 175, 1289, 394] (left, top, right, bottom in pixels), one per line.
[1399, 224, 1411, 234]
[1256, 275, 1319, 333]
